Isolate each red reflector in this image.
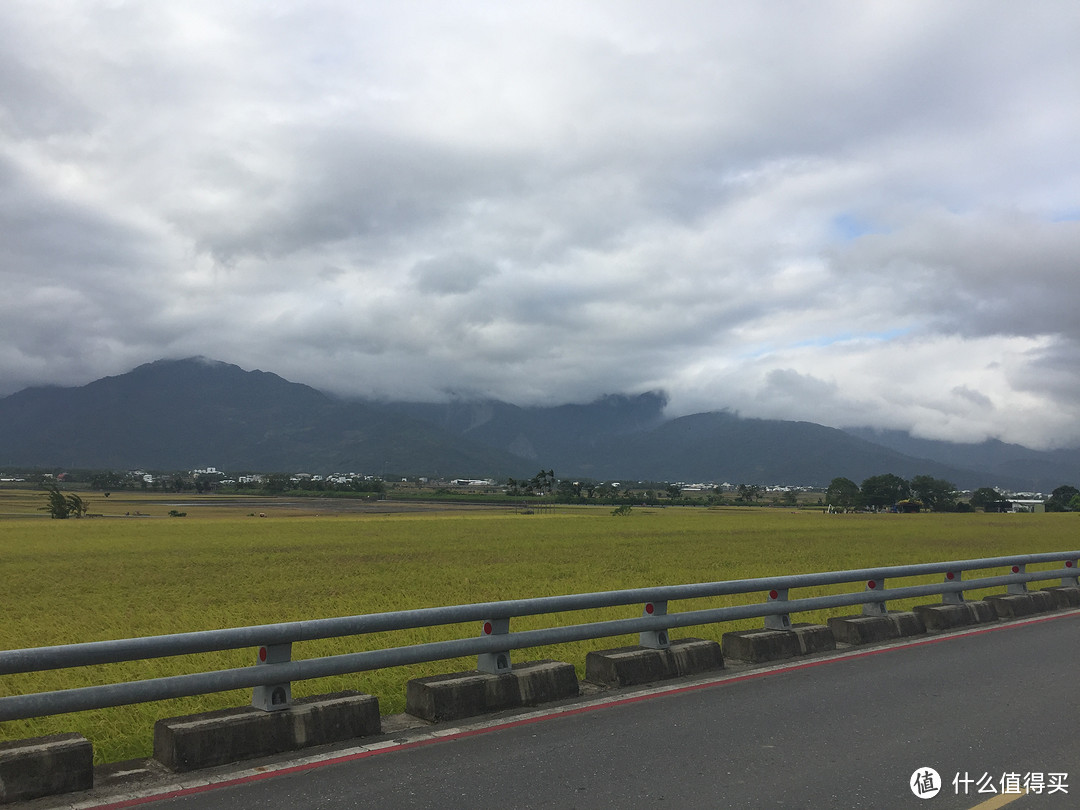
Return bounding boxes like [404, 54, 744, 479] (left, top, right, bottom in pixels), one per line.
[645, 603, 655, 614]
[1012, 566, 1020, 574]
[259, 647, 267, 662]
[483, 622, 492, 635]
[769, 590, 779, 599]
[946, 572, 955, 580]
[867, 580, 877, 589]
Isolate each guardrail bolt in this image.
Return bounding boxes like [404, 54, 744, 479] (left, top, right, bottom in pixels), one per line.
[764, 588, 792, 630]
[477, 617, 511, 674]
[252, 642, 292, 711]
[639, 601, 670, 649]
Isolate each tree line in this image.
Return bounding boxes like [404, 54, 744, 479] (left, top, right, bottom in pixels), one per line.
[825, 475, 1080, 513]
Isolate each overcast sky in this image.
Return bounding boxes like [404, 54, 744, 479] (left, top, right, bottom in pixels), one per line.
[2, 2, 1079, 448]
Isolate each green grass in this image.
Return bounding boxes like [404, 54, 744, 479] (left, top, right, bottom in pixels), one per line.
[1, 501, 1077, 763]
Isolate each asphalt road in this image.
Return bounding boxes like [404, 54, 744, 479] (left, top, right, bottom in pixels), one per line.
[80, 612, 1080, 810]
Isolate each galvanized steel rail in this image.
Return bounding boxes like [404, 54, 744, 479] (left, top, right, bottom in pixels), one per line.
[1, 551, 1078, 722]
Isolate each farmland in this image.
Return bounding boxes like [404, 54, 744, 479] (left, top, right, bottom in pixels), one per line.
[1, 488, 1076, 764]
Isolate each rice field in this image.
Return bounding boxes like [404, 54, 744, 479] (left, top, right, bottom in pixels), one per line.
[1, 489, 1076, 764]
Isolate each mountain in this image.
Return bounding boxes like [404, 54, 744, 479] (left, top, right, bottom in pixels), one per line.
[385, 392, 669, 464]
[561, 411, 972, 485]
[0, 357, 1076, 491]
[0, 358, 526, 477]
[392, 404, 996, 488]
[843, 428, 1080, 493]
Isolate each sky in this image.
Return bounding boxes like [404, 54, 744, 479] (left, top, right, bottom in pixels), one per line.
[2, 2, 1079, 449]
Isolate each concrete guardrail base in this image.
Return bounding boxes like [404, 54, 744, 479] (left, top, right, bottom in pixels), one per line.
[912, 601, 995, 632]
[153, 691, 380, 773]
[721, 623, 834, 664]
[1044, 586, 1080, 608]
[827, 611, 925, 645]
[584, 638, 723, 687]
[406, 659, 578, 723]
[984, 591, 1054, 619]
[0, 733, 93, 804]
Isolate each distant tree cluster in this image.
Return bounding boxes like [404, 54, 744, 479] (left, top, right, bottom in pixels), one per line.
[1046, 485, 1080, 512]
[736, 483, 763, 504]
[825, 473, 958, 512]
[969, 487, 1011, 512]
[506, 470, 555, 496]
[70, 468, 386, 496]
[826, 475, 1080, 513]
[40, 485, 89, 519]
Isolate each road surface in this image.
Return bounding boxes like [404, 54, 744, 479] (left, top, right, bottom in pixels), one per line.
[47, 611, 1080, 809]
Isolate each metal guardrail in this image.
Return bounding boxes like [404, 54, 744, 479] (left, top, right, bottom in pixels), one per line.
[1, 552, 1078, 722]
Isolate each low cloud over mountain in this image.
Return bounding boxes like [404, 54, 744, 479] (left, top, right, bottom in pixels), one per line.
[2, 358, 1077, 492]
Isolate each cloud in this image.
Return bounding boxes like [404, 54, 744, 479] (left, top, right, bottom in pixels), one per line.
[410, 254, 499, 296]
[1, 1, 1079, 449]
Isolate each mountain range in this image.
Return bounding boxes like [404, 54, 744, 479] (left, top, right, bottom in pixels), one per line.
[1, 357, 1077, 492]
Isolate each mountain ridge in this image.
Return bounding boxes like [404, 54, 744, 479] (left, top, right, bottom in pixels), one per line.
[1, 357, 1077, 491]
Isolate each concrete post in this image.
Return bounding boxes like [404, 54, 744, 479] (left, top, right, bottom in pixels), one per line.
[942, 571, 965, 604]
[477, 618, 511, 674]
[638, 601, 670, 649]
[861, 578, 887, 616]
[1062, 559, 1079, 588]
[1006, 564, 1028, 595]
[764, 588, 792, 630]
[252, 643, 292, 711]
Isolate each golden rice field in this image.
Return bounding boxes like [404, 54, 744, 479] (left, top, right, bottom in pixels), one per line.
[1, 487, 1077, 764]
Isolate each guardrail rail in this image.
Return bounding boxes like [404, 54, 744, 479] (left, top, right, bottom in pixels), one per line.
[1, 551, 1078, 722]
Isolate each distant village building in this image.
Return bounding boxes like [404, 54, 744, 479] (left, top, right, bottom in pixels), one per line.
[1006, 499, 1045, 513]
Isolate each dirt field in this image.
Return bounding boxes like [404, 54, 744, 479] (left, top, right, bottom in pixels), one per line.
[0, 487, 520, 519]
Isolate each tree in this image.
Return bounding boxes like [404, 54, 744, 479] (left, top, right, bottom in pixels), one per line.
[554, 479, 581, 502]
[825, 477, 859, 509]
[541, 469, 555, 494]
[859, 474, 910, 509]
[910, 475, 957, 512]
[89, 471, 123, 491]
[41, 486, 69, 519]
[264, 474, 290, 494]
[736, 484, 761, 504]
[67, 492, 89, 518]
[1047, 485, 1079, 512]
[970, 487, 1003, 511]
[40, 485, 89, 519]
[517, 469, 556, 496]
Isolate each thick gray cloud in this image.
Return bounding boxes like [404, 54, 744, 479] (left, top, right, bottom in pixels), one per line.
[1, 1, 1078, 448]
